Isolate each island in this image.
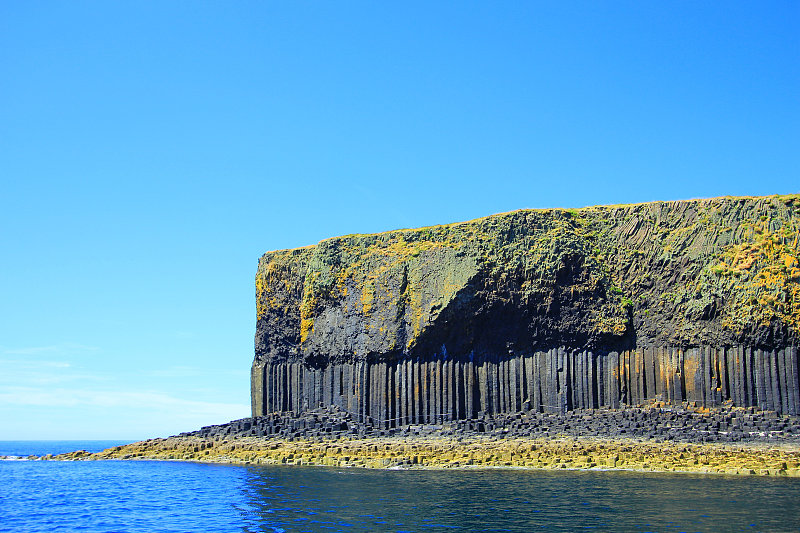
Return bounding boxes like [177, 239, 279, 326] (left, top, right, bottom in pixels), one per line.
[39, 194, 800, 476]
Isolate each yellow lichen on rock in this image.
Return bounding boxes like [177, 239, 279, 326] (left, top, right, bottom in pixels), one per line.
[255, 195, 800, 367]
[54, 435, 800, 478]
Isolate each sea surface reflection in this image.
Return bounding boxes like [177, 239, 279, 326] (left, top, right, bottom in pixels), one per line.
[238, 466, 800, 532]
[2, 454, 799, 532]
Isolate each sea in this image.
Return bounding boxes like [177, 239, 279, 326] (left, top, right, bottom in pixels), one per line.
[1, 441, 799, 532]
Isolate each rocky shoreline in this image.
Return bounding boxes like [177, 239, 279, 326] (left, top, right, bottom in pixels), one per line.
[187, 403, 800, 444]
[18, 404, 800, 477]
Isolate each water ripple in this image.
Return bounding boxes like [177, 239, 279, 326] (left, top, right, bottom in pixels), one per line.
[1, 459, 799, 532]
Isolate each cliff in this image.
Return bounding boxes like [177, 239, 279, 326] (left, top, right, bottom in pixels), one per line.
[252, 195, 800, 421]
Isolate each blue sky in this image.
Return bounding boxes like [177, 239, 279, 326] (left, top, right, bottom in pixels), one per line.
[1, 2, 798, 440]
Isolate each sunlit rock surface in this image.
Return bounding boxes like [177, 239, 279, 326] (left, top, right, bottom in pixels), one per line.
[252, 195, 800, 421]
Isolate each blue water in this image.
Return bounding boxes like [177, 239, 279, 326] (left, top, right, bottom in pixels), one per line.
[1, 442, 799, 532]
[0, 440, 131, 457]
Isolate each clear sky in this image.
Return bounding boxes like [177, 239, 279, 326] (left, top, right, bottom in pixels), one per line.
[1, 2, 798, 440]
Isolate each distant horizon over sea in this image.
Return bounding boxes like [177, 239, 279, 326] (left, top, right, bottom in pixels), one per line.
[0, 440, 133, 457]
[3, 440, 800, 532]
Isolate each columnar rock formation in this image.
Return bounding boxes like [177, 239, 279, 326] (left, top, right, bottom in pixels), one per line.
[252, 195, 800, 423]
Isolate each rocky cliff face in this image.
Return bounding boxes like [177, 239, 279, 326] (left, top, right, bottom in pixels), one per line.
[252, 195, 800, 420]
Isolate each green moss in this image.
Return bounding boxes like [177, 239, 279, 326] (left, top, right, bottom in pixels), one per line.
[256, 194, 800, 352]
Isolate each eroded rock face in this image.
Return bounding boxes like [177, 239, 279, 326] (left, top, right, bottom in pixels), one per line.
[252, 195, 800, 419]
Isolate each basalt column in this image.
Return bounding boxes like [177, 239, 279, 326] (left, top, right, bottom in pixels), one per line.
[253, 195, 800, 424]
[251, 346, 800, 423]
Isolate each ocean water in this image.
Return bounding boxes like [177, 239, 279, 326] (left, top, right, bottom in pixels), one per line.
[0, 440, 131, 457]
[1, 442, 799, 532]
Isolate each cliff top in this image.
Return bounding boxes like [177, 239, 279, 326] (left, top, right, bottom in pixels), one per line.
[262, 194, 799, 254]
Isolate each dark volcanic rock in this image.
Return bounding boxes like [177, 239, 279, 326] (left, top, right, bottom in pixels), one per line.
[182, 405, 800, 447]
[252, 195, 800, 421]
